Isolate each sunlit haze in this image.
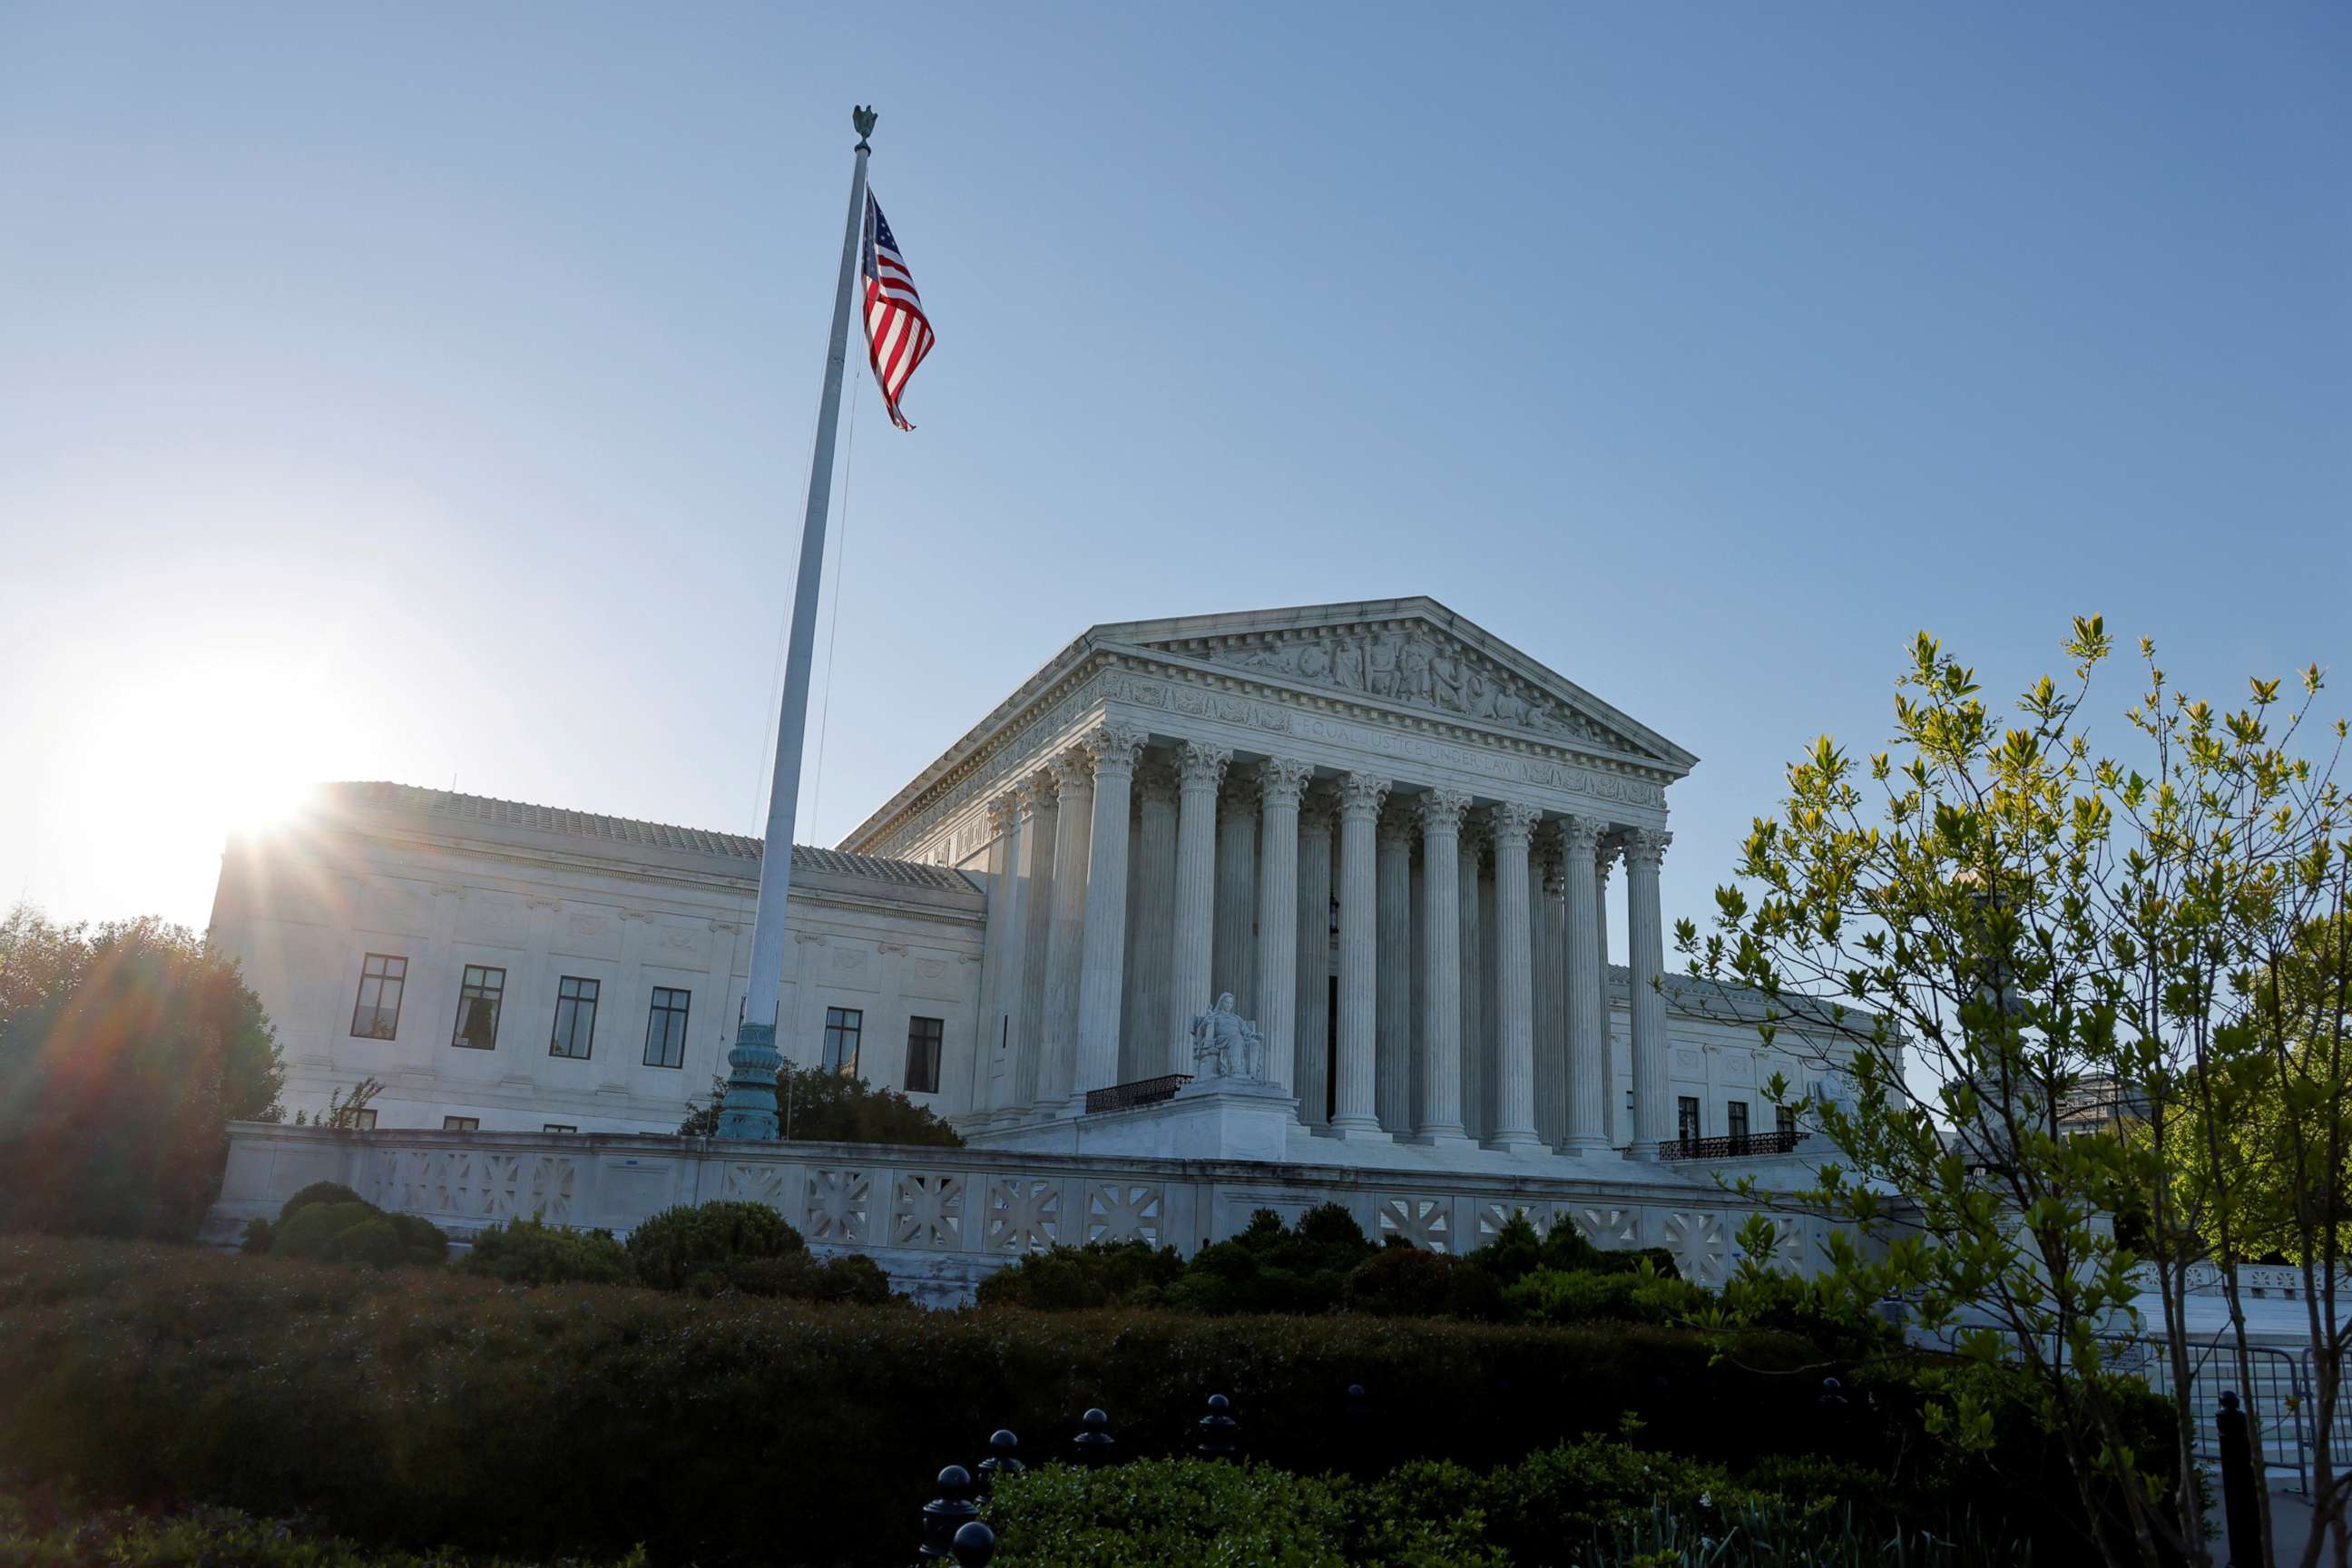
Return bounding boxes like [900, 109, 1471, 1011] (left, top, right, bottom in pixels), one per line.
[3, 5, 2345, 950]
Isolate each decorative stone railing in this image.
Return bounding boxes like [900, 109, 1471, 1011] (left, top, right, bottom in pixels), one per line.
[207, 1122, 1839, 1306]
[1658, 1130, 1805, 1162]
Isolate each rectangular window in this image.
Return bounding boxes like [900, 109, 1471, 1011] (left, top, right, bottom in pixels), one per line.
[821, 1006, 863, 1077]
[544, 1123, 576, 1134]
[443, 1115, 479, 1132]
[349, 953, 408, 1040]
[1727, 1101, 1750, 1139]
[549, 975, 600, 1060]
[1776, 1104, 1798, 1136]
[352, 1108, 378, 1131]
[643, 986, 691, 1069]
[1676, 1095, 1701, 1142]
[904, 1015, 945, 1094]
[451, 965, 505, 1051]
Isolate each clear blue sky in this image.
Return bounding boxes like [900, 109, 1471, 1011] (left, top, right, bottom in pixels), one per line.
[3, 4, 2345, 956]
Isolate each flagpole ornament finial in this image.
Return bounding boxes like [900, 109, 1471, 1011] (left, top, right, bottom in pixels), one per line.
[852, 106, 877, 148]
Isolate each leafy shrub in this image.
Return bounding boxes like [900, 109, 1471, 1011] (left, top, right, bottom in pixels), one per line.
[0, 1238, 1830, 1567]
[270, 1201, 448, 1269]
[622, 1200, 804, 1292]
[460, 1217, 632, 1287]
[239, 1217, 274, 1254]
[1339, 1244, 1506, 1319]
[678, 1064, 963, 1146]
[1503, 1263, 1710, 1326]
[280, 1181, 367, 1216]
[1159, 1204, 1377, 1316]
[975, 1240, 1185, 1309]
[728, 1250, 895, 1305]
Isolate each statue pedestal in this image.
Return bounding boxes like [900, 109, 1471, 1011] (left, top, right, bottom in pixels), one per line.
[963, 1077, 1299, 1162]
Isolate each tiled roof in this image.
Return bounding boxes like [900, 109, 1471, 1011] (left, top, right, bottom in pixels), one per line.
[320, 783, 974, 893]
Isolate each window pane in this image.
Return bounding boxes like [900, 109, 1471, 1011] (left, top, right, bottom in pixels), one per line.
[453, 966, 505, 1049]
[903, 1016, 944, 1094]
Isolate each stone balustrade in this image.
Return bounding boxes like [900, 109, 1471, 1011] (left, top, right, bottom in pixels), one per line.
[205, 1122, 1831, 1307]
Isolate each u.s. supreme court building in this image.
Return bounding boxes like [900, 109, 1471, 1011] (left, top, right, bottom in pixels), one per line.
[210, 598, 1869, 1297]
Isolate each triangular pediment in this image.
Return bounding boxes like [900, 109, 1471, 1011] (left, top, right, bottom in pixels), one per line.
[1094, 597, 1695, 772]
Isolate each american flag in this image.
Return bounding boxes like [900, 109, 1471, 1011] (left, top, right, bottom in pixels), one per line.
[859, 191, 933, 430]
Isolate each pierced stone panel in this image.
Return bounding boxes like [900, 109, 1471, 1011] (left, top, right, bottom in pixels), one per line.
[1085, 1183, 1164, 1246]
[1374, 1195, 1451, 1253]
[1573, 1205, 1640, 1249]
[526, 1156, 577, 1225]
[985, 1177, 1061, 1254]
[1476, 1201, 1550, 1248]
[722, 1162, 791, 1210]
[1661, 1210, 1729, 1285]
[891, 1173, 965, 1250]
[803, 1168, 872, 1243]
[370, 1151, 579, 1223]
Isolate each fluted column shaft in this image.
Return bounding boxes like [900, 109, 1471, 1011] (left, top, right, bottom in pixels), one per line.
[1486, 803, 1543, 1150]
[1038, 750, 1095, 1107]
[1414, 789, 1470, 1141]
[973, 792, 1024, 1112]
[1624, 828, 1673, 1156]
[1559, 817, 1610, 1152]
[1374, 805, 1415, 1132]
[1164, 743, 1229, 1074]
[1596, 837, 1619, 1144]
[1253, 760, 1311, 1099]
[1294, 793, 1334, 1125]
[1213, 777, 1259, 1010]
[1457, 829, 1485, 1141]
[1125, 762, 1180, 1080]
[1074, 727, 1144, 1103]
[1328, 773, 1389, 1137]
[1011, 775, 1059, 1114]
[1534, 836, 1566, 1146]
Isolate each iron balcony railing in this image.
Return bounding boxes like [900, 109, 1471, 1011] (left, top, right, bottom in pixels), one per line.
[1658, 1129, 1804, 1161]
[1083, 1073, 1194, 1116]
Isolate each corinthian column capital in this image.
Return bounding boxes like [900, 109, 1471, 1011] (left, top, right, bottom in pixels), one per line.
[1414, 788, 1472, 837]
[1178, 741, 1232, 791]
[1048, 747, 1094, 792]
[1085, 722, 1147, 779]
[1337, 771, 1389, 822]
[1488, 800, 1542, 848]
[1622, 827, 1671, 869]
[1258, 757, 1315, 809]
[1134, 757, 1181, 808]
[1558, 812, 1604, 858]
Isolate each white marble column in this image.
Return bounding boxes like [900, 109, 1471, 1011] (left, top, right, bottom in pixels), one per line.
[1413, 789, 1471, 1142]
[1254, 758, 1311, 1100]
[1457, 823, 1486, 1142]
[1374, 800, 1415, 1133]
[1293, 789, 1335, 1126]
[1595, 833, 1620, 1145]
[1623, 827, 1673, 1158]
[1328, 772, 1389, 1139]
[1485, 802, 1544, 1152]
[1164, 742, 1230, 1075]
[1009, 773, 1057, 1115]
[1212, 772, 1259, 1014]
[1124, 760, 1180, 1081]
[1038, 748, 1095, 1108]
[1559, 815, 1611, 1154]
[969, 791, 1021, 1111]
[1073, 725, 1144, 1105]
[1537, 838, 1568, 1147]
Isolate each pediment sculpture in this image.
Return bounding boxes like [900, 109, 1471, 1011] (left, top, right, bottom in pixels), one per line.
[1189, 992, 1265, 1082]
[1172, 627, 1647, 755]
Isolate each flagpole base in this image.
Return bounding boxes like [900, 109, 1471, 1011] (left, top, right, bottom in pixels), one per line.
[717, 1021, 783, 1141]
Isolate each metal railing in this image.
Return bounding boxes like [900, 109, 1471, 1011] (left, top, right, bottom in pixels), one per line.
[1658, 1129, 1803, 1161]
[2097, 1336, 2313, 1491]
[1083, 1073, 1194, 1115]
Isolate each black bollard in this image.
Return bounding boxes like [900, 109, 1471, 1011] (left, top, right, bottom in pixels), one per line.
[975, 1428, 1024, 1497]
[1817, 1376, 1848, 1410]
[1344, 1382, 1372, 1470]
[950, 1520, 996, 1567]
[919, 1465, 979, 1562]
[1198, 1393, 1239, 1460]
[2216, 1390, 2262, 1568]
[1073, 1407, 1116, 1469]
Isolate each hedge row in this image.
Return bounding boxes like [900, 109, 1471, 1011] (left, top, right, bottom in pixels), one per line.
[0, 1238, 1831, 1566]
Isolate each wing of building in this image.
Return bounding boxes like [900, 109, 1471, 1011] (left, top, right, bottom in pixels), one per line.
[213, 597, 1870, 1171]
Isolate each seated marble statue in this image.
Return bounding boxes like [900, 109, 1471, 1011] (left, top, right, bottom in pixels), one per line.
[1189, 992, 1265, 1081]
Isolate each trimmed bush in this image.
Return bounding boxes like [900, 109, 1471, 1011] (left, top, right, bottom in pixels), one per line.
[459, 1217, 632, 1287]
[1502, 1263, 1710, 1326]
[974, 1240, 1185, 1310]
[622, 1200, 803, 1292]
[280, 1181, 367, 1216]
[269, 1201, 446, 1269]
[0, 1238, 1836, 1567]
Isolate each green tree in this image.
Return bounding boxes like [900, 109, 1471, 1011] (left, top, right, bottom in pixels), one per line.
[1676, 622, 2347, 1568]
[678, 1062, 962, 1145]
[0, 906, 284, 1240]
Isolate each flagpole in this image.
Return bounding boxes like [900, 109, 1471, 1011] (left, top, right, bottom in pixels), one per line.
[719, 105, 878, 1140]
